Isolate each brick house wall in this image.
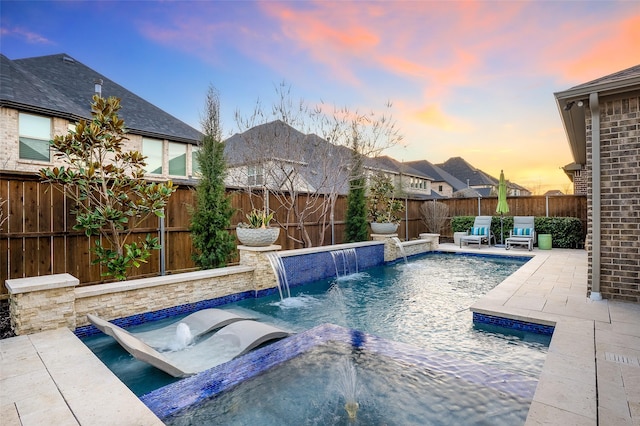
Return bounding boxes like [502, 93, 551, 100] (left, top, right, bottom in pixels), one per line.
[586, 95, 640, 302]
[0, 106, 197, 179]
[433, 181, 454, 197]
[572, 170, 587, 195]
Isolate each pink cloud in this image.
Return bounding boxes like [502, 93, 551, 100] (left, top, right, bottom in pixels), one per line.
[560, 15, 640, 82]
[1, 26, 52, 44]
[413, 104, 460, 130]
[504, 7, 640, 84]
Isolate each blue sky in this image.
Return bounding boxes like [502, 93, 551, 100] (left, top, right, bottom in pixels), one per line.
[2, 1, 639, 193]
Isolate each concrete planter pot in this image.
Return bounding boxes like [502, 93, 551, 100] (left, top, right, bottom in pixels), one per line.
[236, 227, 280, 247]
[370, 222, 399, 234]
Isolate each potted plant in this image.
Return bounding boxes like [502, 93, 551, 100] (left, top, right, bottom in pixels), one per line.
[236, 208, 280, 247]
[367, 173, 405, 234]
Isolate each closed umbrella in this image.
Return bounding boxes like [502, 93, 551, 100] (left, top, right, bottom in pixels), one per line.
[496, 170, 510, 245]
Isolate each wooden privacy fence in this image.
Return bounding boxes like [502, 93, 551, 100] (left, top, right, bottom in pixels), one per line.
[0, 172, 587, 296]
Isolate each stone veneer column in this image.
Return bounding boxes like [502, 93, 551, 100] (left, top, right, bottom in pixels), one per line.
[6, 273, 79, 335]
[419, 233, 440, 251]
[238, 245, 282, 293]
[370, 234, 399, 262]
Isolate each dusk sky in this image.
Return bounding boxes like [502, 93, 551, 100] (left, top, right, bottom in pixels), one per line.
[2, 1, 639, 193]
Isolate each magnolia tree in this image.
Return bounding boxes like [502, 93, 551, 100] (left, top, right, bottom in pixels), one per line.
[40, 95, 176, 280]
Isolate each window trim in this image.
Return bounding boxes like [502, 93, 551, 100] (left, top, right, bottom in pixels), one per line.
[18, 112, 52, 162]
[143, 138, 164, 175]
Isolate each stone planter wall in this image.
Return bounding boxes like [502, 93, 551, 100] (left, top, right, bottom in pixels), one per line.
[74, 267, 255, 327]
[6, 266, 255, 335]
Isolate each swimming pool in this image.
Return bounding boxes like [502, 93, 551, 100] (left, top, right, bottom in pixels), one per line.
[160, 329, 539, 425]
[229, 253, 549, 376]
[84, 252, 550, 422]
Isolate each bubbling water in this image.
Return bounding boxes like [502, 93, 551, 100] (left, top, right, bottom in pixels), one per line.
[336, 358, 360, 420]
[168, 323, 193, 351]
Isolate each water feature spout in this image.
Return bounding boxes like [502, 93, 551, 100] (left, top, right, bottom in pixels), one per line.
[344, 401, 360, 420]
[266, 252, 291, 300]
[391, 237, 408, 263]
[336, 359, 360, 421]
[330, 248, 359, 279]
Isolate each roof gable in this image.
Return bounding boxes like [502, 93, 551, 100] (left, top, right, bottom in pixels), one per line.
[436, 157, 497, 187]
[554, 64, 640, 166]
[566, 64, 640, 93]
[405, 159, 467, 191]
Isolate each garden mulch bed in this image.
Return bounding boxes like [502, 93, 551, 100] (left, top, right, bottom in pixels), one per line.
[1, 300, 15, 339]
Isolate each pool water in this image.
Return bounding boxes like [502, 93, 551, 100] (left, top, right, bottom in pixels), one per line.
[163, 342, 536, 426]
[229, 253, 549, 378]
[84, 252, 550, 417]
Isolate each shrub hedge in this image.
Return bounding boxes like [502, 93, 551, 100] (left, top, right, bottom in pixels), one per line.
[451, 216, 584, 249]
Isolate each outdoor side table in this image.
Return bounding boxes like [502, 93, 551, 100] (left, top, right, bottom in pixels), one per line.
[505, 236, 533, 251]
[454, 232, 467, 246]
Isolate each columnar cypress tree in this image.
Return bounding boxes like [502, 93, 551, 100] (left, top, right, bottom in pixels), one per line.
[190, 87, 236, 268]
[190, 135, 236, 268]
[344, 134, 369, 242]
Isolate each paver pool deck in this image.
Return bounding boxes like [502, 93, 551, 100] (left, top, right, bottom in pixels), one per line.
[1, 245, 639, 425]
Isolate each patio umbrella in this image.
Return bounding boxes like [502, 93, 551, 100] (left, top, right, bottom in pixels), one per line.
[496, 170, 510, 245]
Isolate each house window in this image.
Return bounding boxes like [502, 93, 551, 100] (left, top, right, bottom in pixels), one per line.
[248, 164, 264, 186]
[19, 113, 51, 161]
[191, 146, 200, 176]
[438, 185, 443, 192]
[143, 138, 163, 174]
[168, 142, 186, 176]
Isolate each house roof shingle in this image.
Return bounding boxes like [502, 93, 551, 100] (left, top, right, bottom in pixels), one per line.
[436, 157, 498, 187]
[0, 53, 202, 143]
[405, 159, 468, 191]
[554, 64, 640, 165]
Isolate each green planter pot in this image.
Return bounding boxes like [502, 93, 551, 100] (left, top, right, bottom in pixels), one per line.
[538, 234, 552, 250]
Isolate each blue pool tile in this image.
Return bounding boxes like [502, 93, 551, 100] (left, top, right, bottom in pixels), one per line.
[472, 312, 555, 336]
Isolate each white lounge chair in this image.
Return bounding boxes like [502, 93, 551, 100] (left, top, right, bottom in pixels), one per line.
[88, 314, 291, 377]
[459, 216, 495, 249]
[505, 216, 536, 251]
[88, 308, 249, 350]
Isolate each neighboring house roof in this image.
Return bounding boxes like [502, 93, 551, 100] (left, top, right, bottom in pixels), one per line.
[436, 157, 498, 187]
[365, 155, 433, 181]
[224, 120, 352, 194]
[224, 120, 307, 165]
[544, 190, 564, 196]
[224, 120, 433, 196]
[0, 53, 202, 143]
[554, 64, 640, 165]
[452, 187, 483, 198]
[405, 160, 468, 191]
[424, 190, 446, 200]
